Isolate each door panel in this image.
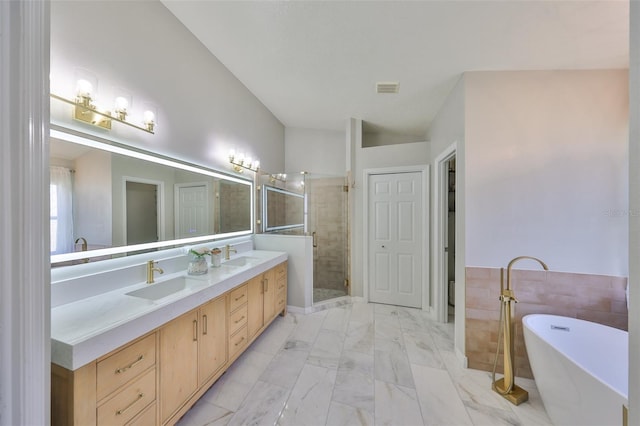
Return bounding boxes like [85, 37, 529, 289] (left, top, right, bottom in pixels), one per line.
[176, 184, 208, 238]
[369, 172, 423, 308]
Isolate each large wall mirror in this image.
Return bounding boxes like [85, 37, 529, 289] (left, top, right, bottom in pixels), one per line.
[261, 173, 306, 233]
[50, 126, 253, 266]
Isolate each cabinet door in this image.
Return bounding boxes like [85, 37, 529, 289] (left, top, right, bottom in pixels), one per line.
[160, 309, 198, 423]
[199, 295, 227, 385]
[247, 275, 264, 339]
[262, 268, 276, 323]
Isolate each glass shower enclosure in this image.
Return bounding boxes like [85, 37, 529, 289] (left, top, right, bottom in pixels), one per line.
[260, 172, 349, 304]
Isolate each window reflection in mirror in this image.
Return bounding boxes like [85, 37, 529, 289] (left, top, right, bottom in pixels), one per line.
[50, 127, 253, 266]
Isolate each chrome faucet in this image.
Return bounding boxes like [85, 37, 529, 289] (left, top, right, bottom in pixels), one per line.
[224, 244, 237, 260]
[147, 260, 164, 284]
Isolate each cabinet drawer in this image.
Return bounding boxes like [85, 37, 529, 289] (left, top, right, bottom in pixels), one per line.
[97, 333, 156, 401]
[127, 401, 156, 426]
[228, 326, 248, 359]
[229, 285, 248, 312]
[275, 263, 287, 279]
[276, 290, 286, 313]
[97, 368, 155, 426]
[229, 304, 248, 336]
[276, 277, 286, 293]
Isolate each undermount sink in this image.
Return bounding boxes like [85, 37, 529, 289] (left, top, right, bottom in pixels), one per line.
[223, 256, 259, 267]
[126, 276, 204, 301]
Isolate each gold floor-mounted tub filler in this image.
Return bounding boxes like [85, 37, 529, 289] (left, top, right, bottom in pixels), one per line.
[492, 256, 548, 405]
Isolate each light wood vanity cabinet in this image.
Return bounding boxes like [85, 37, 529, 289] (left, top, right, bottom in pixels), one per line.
[52, 260, 287, 426]
[159, 309, 199, 423]
[247, 275, 264, 338]
[246, 261, 288, 342]
[227, 284, 249, 360]
[52, 332, 158, 426]
[275, 262, 288, 316]
[198, 296, 227, 385]
[159, 294, 227, 424]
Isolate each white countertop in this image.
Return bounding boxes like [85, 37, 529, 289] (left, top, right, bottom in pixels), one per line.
[51, 250, 287, 370]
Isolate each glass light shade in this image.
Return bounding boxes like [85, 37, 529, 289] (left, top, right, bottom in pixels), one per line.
[114, 96, 129, 112]
[143, 110, 155, 124]
[76, 79, 93, 98]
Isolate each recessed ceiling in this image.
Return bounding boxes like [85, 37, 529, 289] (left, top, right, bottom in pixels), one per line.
[162, 0, 628, 138]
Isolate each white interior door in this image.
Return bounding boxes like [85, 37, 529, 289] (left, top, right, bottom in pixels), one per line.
[175, 183, 209, 238]
[368, 171, 423, 308]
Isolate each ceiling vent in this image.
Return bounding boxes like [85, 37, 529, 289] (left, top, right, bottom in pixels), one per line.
[376, 82, 399, 94]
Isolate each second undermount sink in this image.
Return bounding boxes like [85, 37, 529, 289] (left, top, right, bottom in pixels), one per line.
[126, 276, 204, 301]
[223, 256, 259, 267]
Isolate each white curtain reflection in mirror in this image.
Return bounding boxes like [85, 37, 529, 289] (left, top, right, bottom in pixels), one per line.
[50, 166, 74, 254]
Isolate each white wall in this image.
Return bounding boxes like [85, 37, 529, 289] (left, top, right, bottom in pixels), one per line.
[285, 127, 346, 175]
[50, 0, 284, 174]
[351, 136, 431, 299]
[465, 70, 629, 276]
[75, 149, 112, 247]
[111, 154, 176, 247]
[362, 131, 424, 147]
[628, 2, 639, 423]
[254, 234, 313, 310]
[425, 76, 466, 354]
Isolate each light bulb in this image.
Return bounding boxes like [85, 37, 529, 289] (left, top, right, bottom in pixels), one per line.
[143, 110, 155, 124]
[76, 79, 93, 97]
[229, 149, 236, 161]
[254, 160, 260, 170]
[245, 156, 253, 168]
[114, 96, 128, 112]
[143, 110, 155, 132]
[114, 96, 129, 120]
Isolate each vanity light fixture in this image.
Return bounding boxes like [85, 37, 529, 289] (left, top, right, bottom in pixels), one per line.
[50, 79, 156, 134]
[229, 149, 259, 173]
[269, 173, 287, 184]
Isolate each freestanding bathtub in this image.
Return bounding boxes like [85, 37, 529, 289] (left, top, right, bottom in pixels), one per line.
[522, 314, 628, 426]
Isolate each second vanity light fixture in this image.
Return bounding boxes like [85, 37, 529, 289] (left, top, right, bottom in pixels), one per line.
[229, 149, 260, 173]
[50, 78, 156, 134]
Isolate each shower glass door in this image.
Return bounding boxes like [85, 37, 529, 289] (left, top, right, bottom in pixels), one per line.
[306, 174, 349, 303]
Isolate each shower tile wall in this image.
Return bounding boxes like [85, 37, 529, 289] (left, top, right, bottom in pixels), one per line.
[219, 181, 251, 233]
[465, 267, 628, 378]
[308, 178, 347, 293]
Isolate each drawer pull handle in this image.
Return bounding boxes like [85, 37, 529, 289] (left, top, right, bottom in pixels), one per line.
[193, 319, 198, 342]
[234, 316, 245, 324]
[116, 392, 144, 416]
[115, 355, 144, 374]
[234, 294, 245, 301]
[203, 314, 208, 335]
[263, 278, 268, 292]
[234, 336, 245, 347]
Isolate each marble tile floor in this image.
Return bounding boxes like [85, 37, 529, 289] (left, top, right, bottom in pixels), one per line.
[313, 287, 349, 303]
[177, 301, 552, 426]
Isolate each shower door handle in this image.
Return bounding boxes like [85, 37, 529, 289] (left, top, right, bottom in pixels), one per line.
[312, 231, 318, 248]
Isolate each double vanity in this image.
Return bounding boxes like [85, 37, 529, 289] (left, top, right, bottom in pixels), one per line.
[51, 249, 288, 426]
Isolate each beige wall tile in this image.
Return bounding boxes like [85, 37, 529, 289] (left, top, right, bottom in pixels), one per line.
[465, 267, 628, 379]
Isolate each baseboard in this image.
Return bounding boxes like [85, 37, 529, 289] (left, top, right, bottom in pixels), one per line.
[456, 346, 468, 368]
